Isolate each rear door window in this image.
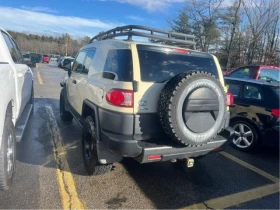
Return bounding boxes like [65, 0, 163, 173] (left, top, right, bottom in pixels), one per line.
[103, 49, 133, 82]
[137, 45, 218, 83]
[259, 69, 280, 82]
[244, 85, 262, 100]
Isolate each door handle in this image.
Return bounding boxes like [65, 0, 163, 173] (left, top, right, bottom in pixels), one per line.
[72, 79, 77, 84]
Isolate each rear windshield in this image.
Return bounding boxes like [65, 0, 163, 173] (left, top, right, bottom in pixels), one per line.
[259, 68, 280, 82]
[137, 45, 218, 82]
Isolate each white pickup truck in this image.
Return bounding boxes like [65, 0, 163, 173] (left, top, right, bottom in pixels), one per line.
[0, 28, 34, 190]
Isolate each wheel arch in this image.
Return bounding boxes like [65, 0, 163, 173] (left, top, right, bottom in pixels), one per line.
[82, 99, 123, 164]
[0, 100, 14, 149]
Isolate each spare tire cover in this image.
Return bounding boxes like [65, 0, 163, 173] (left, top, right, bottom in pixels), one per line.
[158, 71, 226, 146]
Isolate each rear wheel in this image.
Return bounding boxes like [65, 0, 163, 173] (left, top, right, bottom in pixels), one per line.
[231, 121, 258, 151]
[0, 113, 16, 191]
[60, 90, 73, 122]
[82, 116, 113, 175]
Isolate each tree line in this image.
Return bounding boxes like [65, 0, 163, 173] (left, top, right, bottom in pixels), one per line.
[170, 0, 280, 68]
[8, 30, 91, 56]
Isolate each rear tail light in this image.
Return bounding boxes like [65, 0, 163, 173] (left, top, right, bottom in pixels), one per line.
[106, 89, 133, 107]
[226, 93, 234, 106]
[271, 109, 280, 117]
[148, 155, 162, 161]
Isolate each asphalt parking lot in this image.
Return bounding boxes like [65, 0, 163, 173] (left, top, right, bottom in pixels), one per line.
[0, 62, 279, 209]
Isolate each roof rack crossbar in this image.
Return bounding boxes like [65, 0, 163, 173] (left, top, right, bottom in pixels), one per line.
[90, 25, 196, 47]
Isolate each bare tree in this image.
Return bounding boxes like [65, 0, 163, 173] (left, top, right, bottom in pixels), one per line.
[242, 0, 280, 64]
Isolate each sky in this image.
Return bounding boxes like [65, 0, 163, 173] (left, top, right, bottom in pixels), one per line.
[0, 0, 187, 38]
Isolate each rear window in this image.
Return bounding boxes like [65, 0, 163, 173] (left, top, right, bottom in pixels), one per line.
[137, 45, 218, 83]
[271, 86, 280, 95]
[259, 69, 280, 82]
[103, 49, 133, 82]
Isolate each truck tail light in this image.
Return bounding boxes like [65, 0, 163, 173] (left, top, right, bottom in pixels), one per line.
[271, 109, 280, 117]
[226, 93, 234, 106]
[106, 89, 133, 107]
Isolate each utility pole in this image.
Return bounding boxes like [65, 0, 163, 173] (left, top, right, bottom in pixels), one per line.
[65, 34, 69, 56]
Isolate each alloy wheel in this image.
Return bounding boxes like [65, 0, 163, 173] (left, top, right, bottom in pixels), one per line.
[232, 123, 254, 149]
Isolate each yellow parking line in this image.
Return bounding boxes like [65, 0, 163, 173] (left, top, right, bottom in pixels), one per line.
[37, 71, 44, 85]
[220, 151, 280, 183]
[182, 183, 279, 209]
[45, 106, 86, 209]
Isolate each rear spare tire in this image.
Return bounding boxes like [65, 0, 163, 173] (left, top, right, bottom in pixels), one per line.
[158, 71, 226, 146]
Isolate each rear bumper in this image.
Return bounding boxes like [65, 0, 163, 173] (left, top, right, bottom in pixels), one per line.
[99, 108, 234, 163]
[102, 127, 233, 163]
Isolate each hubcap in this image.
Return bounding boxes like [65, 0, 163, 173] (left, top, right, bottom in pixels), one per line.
[6, 130, 14, 178]
[232, 123, 253, 149]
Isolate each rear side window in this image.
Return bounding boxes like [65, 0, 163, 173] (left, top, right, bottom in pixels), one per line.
[259, 69, 280, 82]
[137, 45, 218, 82]
[229, 67, 253, 79]
[103, 49, 133, 82]
[226, 83, 241, 97]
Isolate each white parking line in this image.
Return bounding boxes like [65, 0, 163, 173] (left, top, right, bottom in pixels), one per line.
[220, 151, 279, 183]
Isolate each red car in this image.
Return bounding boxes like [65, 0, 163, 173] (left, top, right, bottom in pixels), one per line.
[227, 65, 280, 82]
[42, 55, 50, 63]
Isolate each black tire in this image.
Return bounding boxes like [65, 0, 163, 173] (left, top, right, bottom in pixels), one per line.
[0, 113, 16, 191]
[30, 85, 34, 113]
[82, 116, 113, 176]
[231, 121, 259, 152]
[60, 90, 73, 122]
[158, 71, 226, 146]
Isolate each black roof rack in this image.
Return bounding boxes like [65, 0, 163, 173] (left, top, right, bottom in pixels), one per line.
[89, 25, 196, 48]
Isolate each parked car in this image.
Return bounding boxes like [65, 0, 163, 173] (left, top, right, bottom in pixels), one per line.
[61, 58, 74, 68]
[30, 53, 43, 66]
[227, 65, 280, 82]
[58, 56, 73, 68]
[225, 78, 279, 151]
[60, 25, 234, 176]
[57, 56, 65, 68]
[22, 53, 32, 67]
[42, 54, 50, 63]
[0, 27, 34, 190]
